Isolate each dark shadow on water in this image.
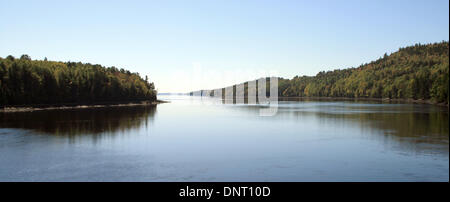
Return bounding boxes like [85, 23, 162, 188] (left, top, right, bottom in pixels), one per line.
[0, 105, 157, 137]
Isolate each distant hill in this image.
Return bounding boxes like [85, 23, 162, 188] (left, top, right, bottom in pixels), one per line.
[0, 55, 157, 106]
[191, 41, 449, 104]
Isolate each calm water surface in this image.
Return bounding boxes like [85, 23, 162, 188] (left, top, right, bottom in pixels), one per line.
[0, 95, 448, 181]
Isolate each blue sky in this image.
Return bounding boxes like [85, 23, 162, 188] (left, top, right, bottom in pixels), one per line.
[0, 0, 448, 92]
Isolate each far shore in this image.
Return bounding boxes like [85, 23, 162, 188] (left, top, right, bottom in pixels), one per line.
[0, 100, 169, 113]
[193, 95, 449, 107]
[277, 96, 449, 107]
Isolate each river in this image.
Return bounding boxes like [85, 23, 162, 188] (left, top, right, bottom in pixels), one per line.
[0, 95, 448, 181]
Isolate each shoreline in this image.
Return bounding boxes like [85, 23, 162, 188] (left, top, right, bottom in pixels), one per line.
[278, 96, 449, 107]
[0, 100, 169, 113]
[193, 95, 448, 107]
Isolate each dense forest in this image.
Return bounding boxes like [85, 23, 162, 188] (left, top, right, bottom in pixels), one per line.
[193, 41, 449, 104]
[0, 55, 157, 106]
[279, 41, 449, 103]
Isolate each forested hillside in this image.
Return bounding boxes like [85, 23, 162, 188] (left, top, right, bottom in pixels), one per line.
[0, 55, 156, 106]
[193, 41, 449, 104]
[279, 41, 448, 103]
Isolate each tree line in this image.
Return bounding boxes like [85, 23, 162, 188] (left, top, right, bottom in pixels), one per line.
[0, 55, 157, 106]
[193, 41, 449, 104]
[279, 41, 448, 103]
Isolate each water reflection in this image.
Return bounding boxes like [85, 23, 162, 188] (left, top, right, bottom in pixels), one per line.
[0, 96, 448, 181]
[226, 101, 449, 155]
[0, 105, 156, 136]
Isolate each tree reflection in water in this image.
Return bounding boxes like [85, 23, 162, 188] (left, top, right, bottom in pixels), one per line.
[0, 105, 156, 137]
[227, 100, 449, 155]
